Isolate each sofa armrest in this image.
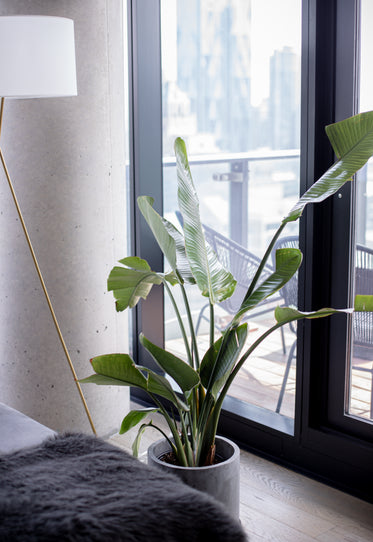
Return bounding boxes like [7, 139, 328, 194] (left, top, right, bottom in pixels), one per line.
[0, 402, 55, 454]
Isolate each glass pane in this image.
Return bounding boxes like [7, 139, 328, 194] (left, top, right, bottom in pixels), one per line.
[348, 0, 373, 422]
[161, 0, 301, 421]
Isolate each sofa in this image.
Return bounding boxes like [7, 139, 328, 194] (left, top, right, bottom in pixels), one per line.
[0, 403, 247, 541]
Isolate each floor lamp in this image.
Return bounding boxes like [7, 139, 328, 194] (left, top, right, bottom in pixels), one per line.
[0, 16, 96, 435]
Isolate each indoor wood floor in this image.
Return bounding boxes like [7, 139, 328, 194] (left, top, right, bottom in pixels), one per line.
[238, 448, 373, 542]
[110, 410, 373, 542]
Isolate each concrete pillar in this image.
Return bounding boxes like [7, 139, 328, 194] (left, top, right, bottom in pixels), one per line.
[0, 1, 129, 436]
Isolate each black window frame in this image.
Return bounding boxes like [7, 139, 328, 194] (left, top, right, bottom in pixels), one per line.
[127, 0, 373, 501]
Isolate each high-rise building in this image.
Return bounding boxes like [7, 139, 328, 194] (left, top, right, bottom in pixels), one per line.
[170, 0, 252, 153]
[268, 46, 300, 150]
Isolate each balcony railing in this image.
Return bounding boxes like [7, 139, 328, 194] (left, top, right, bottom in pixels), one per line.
[163, 149, 300, 247]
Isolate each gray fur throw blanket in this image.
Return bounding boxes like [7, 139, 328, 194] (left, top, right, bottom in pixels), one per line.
[0, 432, 247, 541]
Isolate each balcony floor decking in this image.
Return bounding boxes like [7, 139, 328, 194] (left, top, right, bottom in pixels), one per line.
[166, 317, 373, 422]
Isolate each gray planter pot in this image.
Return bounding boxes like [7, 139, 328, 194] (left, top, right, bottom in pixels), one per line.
[147, 435, 240, 518]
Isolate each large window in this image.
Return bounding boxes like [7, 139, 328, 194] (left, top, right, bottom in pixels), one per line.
[128, 0, 373, 501]
[162, 0, 301, 424]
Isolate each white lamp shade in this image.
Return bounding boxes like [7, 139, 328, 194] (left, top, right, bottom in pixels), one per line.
[0, 16, 77, 98]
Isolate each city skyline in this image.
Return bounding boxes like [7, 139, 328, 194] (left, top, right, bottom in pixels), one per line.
[161, 0, 301, 156]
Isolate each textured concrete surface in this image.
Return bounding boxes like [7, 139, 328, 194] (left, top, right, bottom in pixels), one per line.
[0, 1, 129, 436]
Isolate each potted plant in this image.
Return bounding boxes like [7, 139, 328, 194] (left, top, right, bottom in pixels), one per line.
[81, 111, 373, 517]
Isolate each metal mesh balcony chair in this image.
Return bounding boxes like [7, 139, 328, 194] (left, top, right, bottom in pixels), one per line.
[272, 239, 373, 417]
[174, 212, 280, 334]
[194, 223, 280, 334]
[271, 235, 299, 413]
[353, 244, 373, 418]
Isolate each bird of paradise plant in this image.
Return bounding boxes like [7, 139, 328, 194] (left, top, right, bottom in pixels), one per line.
[81, 111, 373, 467]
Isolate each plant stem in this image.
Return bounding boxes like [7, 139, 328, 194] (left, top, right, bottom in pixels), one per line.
[209, 301, 215, 349]
[244, 222, 286, 302]
[180, 411, 195, 465]
[215, 321, 284, 419]
[150, 394, 189, 466]
[180, 282, 200, 369]
[196, 391, 215, 442]
[147, 421, 176, 453]
[163, 280, 193, 366]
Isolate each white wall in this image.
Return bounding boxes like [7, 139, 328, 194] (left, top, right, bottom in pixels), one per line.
[0, 1, 129, 436]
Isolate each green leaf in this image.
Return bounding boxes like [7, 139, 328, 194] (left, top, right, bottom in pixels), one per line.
[138, 196, 177, 270]
[199, 336, 223, 385]
[354, 295, 373, 312]
[275, 306, 353, 325]
[174, 137, 236, 304]
[108, 261, 162, 311]
[139, 333, 200, 393]
[234, 248, 302, 324]
[164, 271, 179, 286]
[146, 371, 189, 411]
[86, 353, 188, 412]
[137, 195, 196, 284]
[119, 408, 159, 435]
[118, 256, 151, 270]
[90, 354, 148, 390]
[79, 374, 131, 387]
[162, 216, 196, 284]
[326, 110, 373, 159]
[200, 323, 248, 399]
[285, 110, 373, 223]
[132, 422, 151, 458]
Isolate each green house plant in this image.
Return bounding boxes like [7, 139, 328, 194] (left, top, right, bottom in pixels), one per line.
[81, 111, 373, 470]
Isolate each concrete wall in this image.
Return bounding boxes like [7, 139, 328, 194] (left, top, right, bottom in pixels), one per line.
[0, 1, 129, 436]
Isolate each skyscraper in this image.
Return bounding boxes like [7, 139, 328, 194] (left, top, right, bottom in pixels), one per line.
[174, 0, 252, 153]
[268, 46, 300, 150]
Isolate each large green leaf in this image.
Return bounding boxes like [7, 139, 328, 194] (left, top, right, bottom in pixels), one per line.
[174, 137, 236, 304]
[276, 295, 373, 325]
[354, 295, 373, 311]
[87, 353, 189, 412]
[275, 306, 353, 325]
[108, 258, 162, 310]
[119, 408, 159, 435]
[139, 333, 200, 393]
[200, 323, 248, 399]
[326, 111, 373, 159]
[137, 196, 177, 270]
[79, 374, 132, 387]
[138, 195, 195, 284]
[161, 216, 196, 284]
[233, 248, 302, 324]
[89, 353, 148, 390]
[285, 111, 373, 223]
[146, 371, 189, 411]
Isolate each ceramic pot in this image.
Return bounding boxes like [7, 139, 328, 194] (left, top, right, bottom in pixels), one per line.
[147, 435, 240, 518]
